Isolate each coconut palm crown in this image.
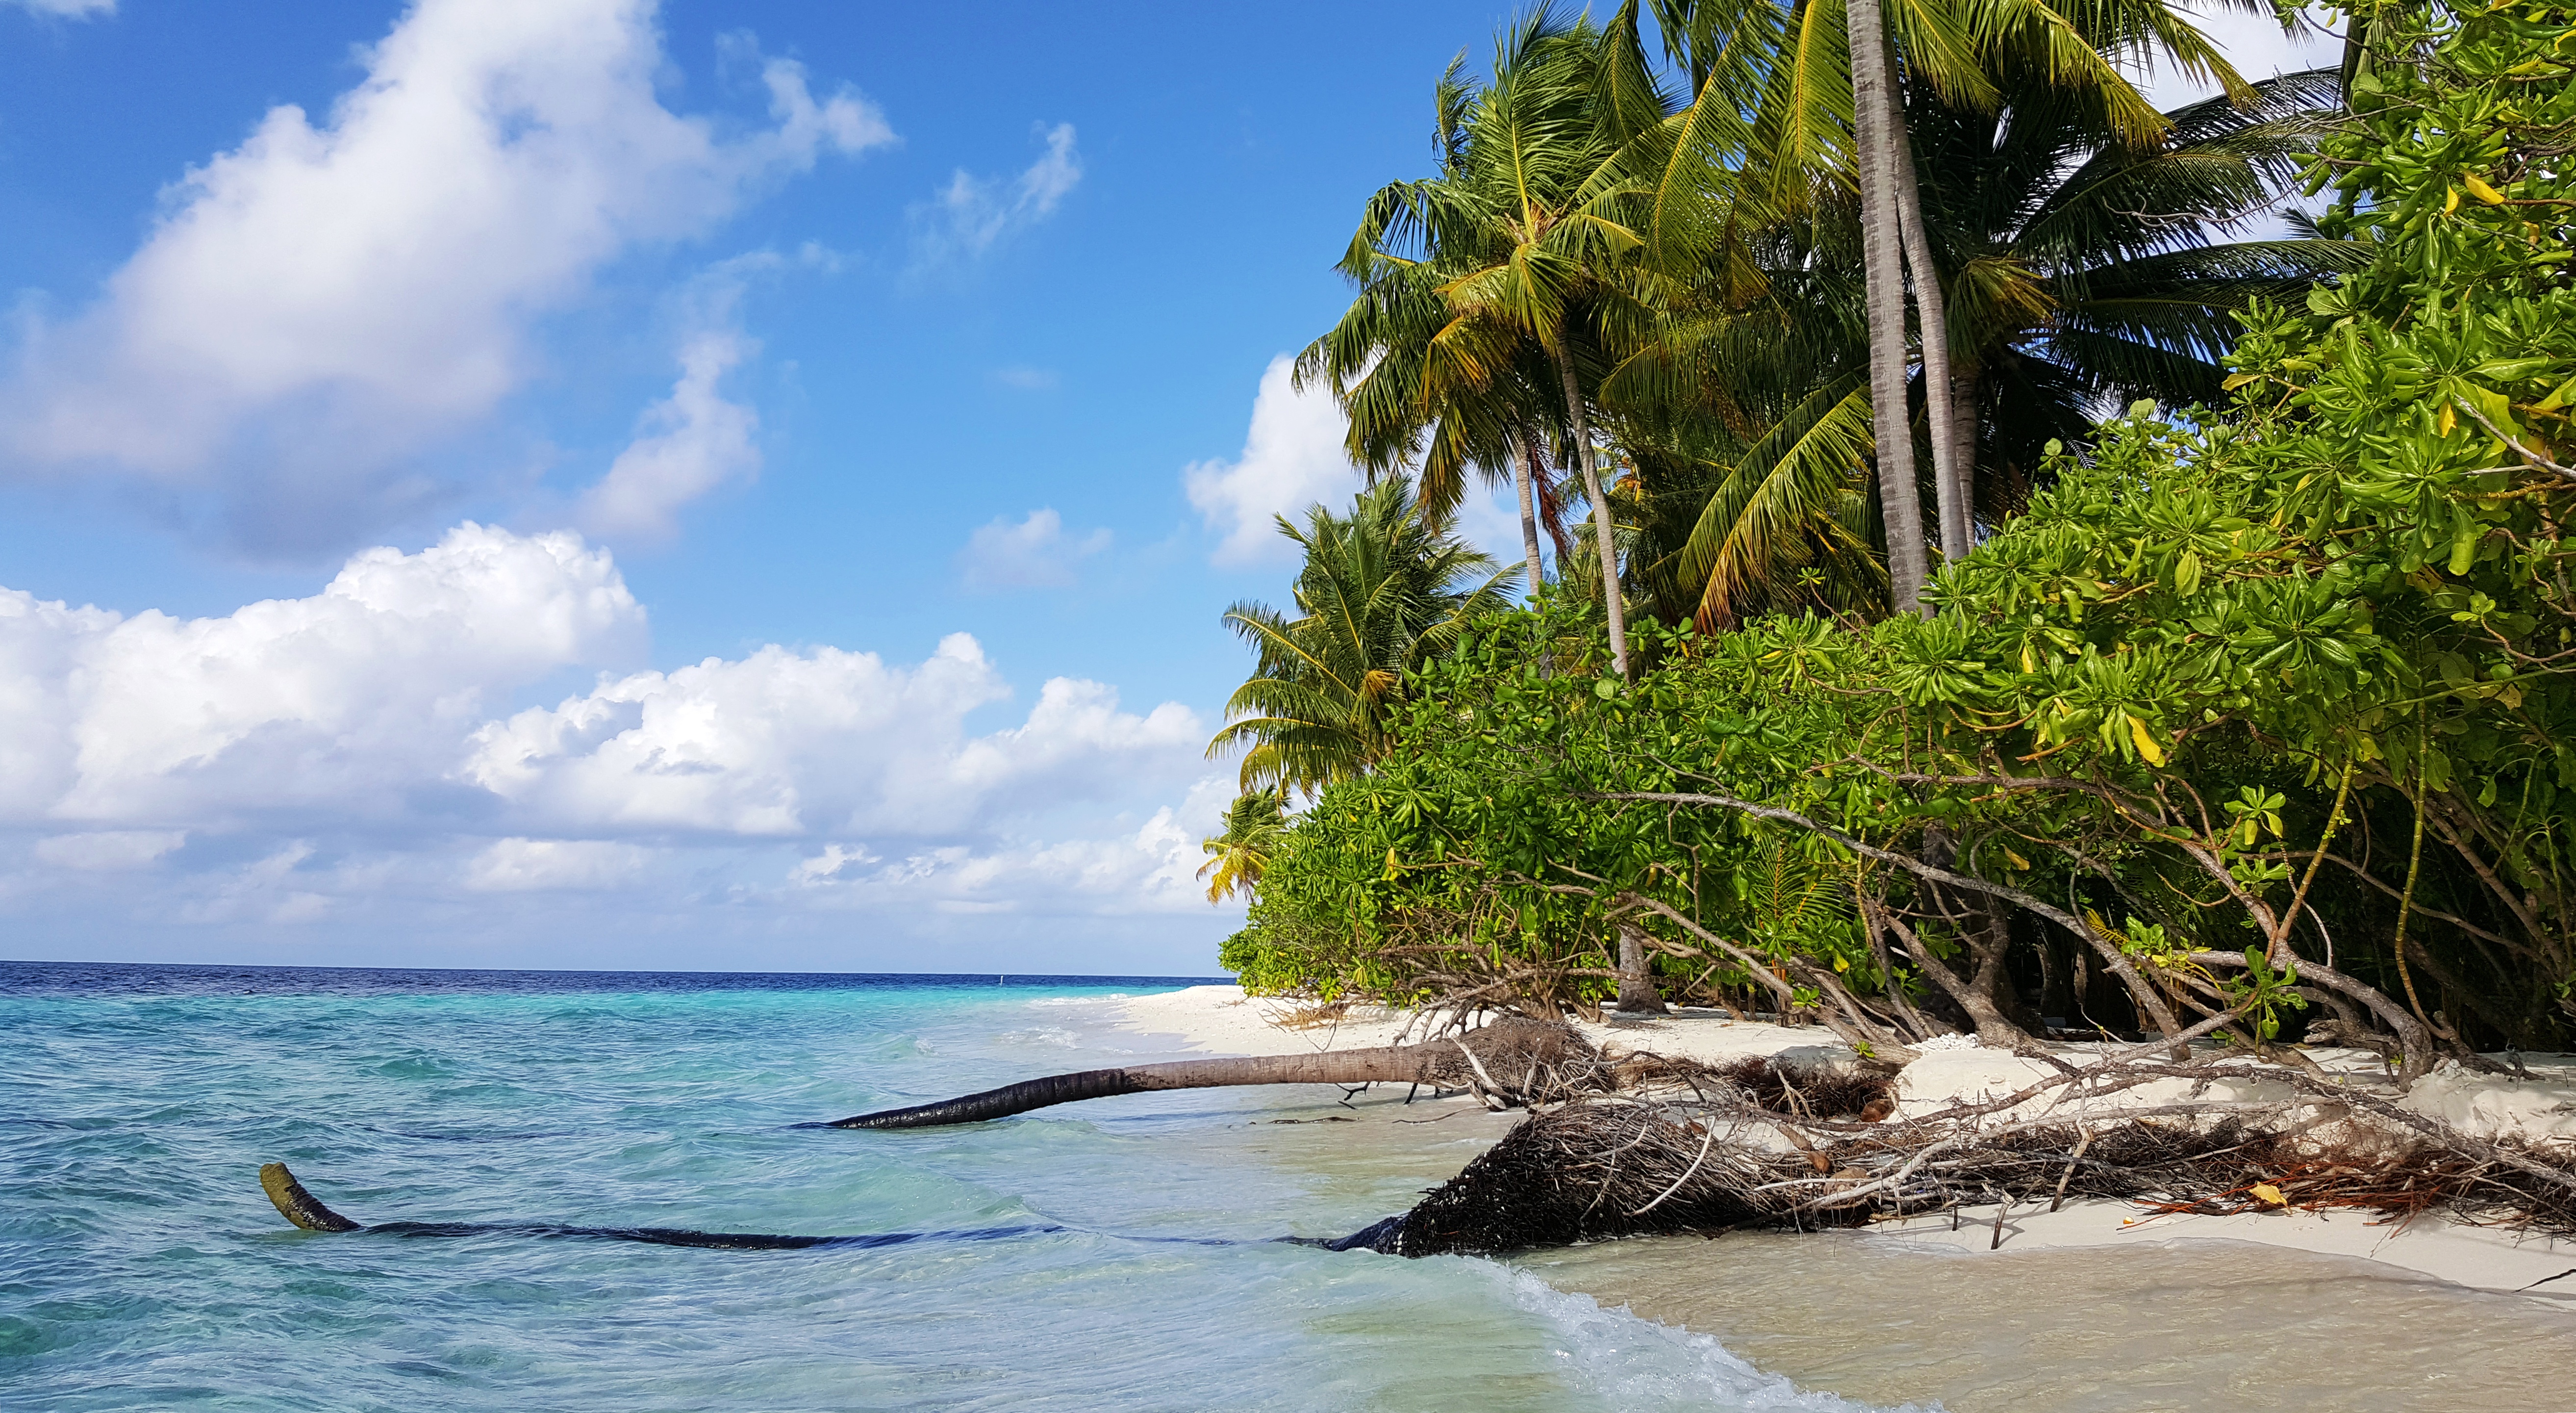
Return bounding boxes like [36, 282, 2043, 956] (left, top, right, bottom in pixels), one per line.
[1207, 479, 1520, 797]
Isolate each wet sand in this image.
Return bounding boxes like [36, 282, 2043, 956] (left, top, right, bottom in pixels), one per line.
[1515, 1231, 2576, 1413]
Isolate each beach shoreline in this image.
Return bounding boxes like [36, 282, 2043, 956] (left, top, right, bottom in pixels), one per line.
[1113, 984, 2576, 1307]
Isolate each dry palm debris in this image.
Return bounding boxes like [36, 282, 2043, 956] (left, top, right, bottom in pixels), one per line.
[1329, 1054, 2576, 1256]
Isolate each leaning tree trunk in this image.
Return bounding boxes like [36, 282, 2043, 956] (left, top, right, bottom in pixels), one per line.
[1845, 0, 1932, 617]
[1881, 55, 1970, 563]
[826, 1018, 1597, 1129]
[1553, 337, 1633, 682]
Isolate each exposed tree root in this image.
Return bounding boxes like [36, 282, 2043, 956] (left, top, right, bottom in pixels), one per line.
[1328, 1054, 2576, 1256]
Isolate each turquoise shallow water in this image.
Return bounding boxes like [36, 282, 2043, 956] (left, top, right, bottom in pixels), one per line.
[1, 962, 1894, 1412]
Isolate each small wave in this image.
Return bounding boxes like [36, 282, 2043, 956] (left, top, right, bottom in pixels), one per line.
[1025, 994, 1125, 1008]
[1498, 1267, 1933, 1412]
[371, 1129, 577, 1142]
[996, 1026, 1083, 1049]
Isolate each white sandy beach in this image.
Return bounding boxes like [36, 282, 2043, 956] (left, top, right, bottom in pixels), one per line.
[1116, 984, 2576, 1306]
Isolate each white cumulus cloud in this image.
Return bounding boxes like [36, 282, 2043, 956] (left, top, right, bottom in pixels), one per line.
[462, 635, 1200, 839]
[789, 775, 1236, 920]
[2141, 4, 2341, 109]
[912, 121, 1082, 266]
[0, 523, 643, 826]
[0, 519, 1228, 967]
[1183, 355, 1366, 566]
[958, 508, 1111, 591]
[1, 0, 889, 554]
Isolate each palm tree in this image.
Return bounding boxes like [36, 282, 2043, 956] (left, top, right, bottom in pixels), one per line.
[1301, 58, 1567, 597]
[1903, 68, 2363, 517]
[1299, 224, 1565, 597]
[1207, 478, 1519, 796]
[1199, 789, 1286, 903]
[1642, 0, 2256, 610]
[1608, 68, 2350, 627]
[1338, 10, 1666, 682]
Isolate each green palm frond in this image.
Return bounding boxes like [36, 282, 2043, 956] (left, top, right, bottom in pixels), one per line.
[1208, 480, 1517, 797]
[1667, 373, 1880, 627]
[1199, 788, 1287, 904]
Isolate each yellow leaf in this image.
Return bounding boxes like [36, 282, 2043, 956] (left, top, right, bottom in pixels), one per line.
[2221, 372, 2258, 391]
[2438, 402, 2456, 436]
[2465, 173, 2505, 205]
[2249, 1182, 2288, 1208]
[2127, 715, 2167, 768]
[2445, 186, 2462, 215]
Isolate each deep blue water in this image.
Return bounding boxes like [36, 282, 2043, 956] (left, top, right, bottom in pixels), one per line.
[1, 961, 1883, 1412]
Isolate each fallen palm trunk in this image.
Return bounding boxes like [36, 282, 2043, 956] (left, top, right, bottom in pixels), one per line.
[824, 1016, 1601, 1129]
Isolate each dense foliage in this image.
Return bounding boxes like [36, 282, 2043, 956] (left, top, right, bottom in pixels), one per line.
[1224, 0, 2576, 1070]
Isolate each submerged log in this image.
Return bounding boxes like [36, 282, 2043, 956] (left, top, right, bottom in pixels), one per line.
[255, 1162, 1075, 1250]
[824, 1016, 1600, 1129]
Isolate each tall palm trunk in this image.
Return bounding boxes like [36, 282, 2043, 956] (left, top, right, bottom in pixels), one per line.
[1553, 336, 1632, 682]
[1508, 427, 1549, 593]
[1845, 0, 1933, 617]
[1947, 363, 1979, 525]
[1882, 57, 1971, 562]
[1513, 423, 1559, 676]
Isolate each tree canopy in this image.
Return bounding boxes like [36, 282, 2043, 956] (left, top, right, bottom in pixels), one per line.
[1213, 0, 2576, 1072]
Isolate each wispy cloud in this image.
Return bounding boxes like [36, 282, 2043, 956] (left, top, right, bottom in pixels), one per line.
[957, 508, 1111, 591]
[993, 364, 1060, 392]
[576, 273, 764, 543]
[911, 122, 1083, 268]
[463, 838, 653, 892]
[3, 0, 115, 17]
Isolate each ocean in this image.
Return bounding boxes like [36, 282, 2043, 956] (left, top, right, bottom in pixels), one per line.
[0, 962, 1886, 1412]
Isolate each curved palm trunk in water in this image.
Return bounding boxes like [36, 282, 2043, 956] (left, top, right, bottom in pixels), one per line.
[258, 1161, 1070, 1250]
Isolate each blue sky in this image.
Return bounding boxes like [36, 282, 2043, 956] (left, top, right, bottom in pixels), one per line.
[0, 0, 2327, 975]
